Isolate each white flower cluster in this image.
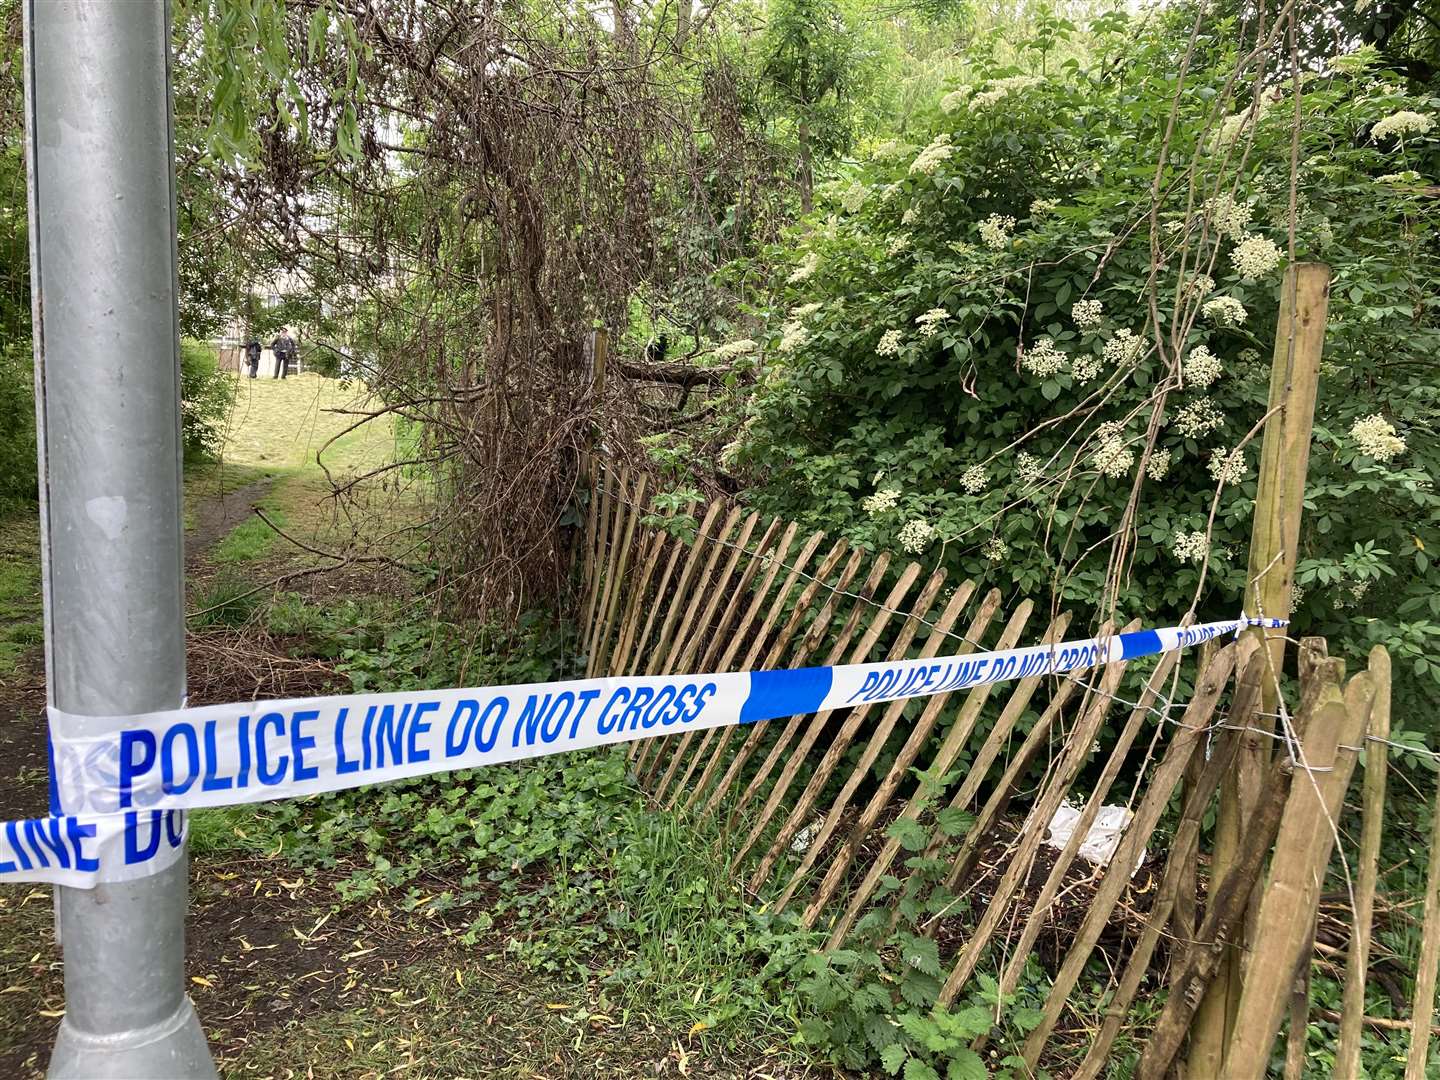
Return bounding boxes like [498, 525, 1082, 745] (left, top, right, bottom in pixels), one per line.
[1288, 583, 1304, 613]
[1072, 353, 1103, 382]
[984, 537, 1009, 563]
[1208, 447, 1248, 485]
[1183, 345, 1223, 388]
[1186, 274, 1216, 298]
[1103, 328, 1146, 367]
[1204, 193, 1253, 240]
[1372, 110, 1433, 142]
[1146, 448, 1171, 481]
[1030, 197, 1058, 216]
[1015, 451, 1043, 485]
[940, 88, 970, 113]
[1172, 530, 1209, 563]
[1230, 234, 1283, 280]
[910, 133, 954, 175]
[713, 339, 758, 362]
[1377, 170, 1423, 185]
[916, 308, 949, 337]
[972, 75, 1041, 109]
[898, 519, 936, 554]
[787, 252, 820, 284]
[862, 487, 901, 516]
[979, 214, 1016, 251]
[1022, 336, 1067, 378]
[1072, 299, 1104, 330]
[778, 320, 809, 353]
[839, 183, 868, 214]
[1092, 421, 1135, 479]
[791, 301, 823, 319]
[961, 464, 989, 494]
[876, 329, 904, 357]
[887, 233, 912, 256]
[1350, 414, 1407, 461]
[1172, 397, 1225, 439]
[901, 207, 919, 225]
[1202, 296, 1248, 327]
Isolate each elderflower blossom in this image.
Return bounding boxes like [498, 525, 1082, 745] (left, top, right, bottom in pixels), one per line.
[910, 133, 955, 175]
[887, 233, 912, 256]
[1288, 583, 1304, 613]
[1349, 414, 1407, 462]
[1071, 353, 1103, 383]
[916, 308, 949, 337]
[1230, 234, 1283, 280]
[901, 207, 919, 225]
[787, 252, 820, 284]
[839, 183, 869, 214]
[1378, 170, 1423, 185]
[940, 88, 970, 113]
[1172, 397, 1225, 439]
[1103, 328, 1146, 367]
[1208, 447, 1248, 485]
[876, 329, 904, 357]
[1146, 448, 1172, 481]
[1372, 110, 1434, 143]
[1072, 299, 1104, 330]
[711, 339, 758, 361]
[898, 519, 936, 554]
[1030, 197, 1058, 216]
[1186, 274, 1217, 298]
[1183, 345, 1223, 388]
[778, 320, 808, 353]
[972, 75, 1041, 109]
[1202, 296, 1248, 328]
[961, 465, 989, 494]
[790, 301, 823, 319]
[1092, 421, 1134, 479]
[1015, 452, 1043, 486]
[862, 487, 901, 517]
[1022, 337, 1067, 378]
[1203, 194, 1253, 240]
[1172, 530, 1209, 563]
[979, 214, 1016, 251]
[984, 537, 1009, 563]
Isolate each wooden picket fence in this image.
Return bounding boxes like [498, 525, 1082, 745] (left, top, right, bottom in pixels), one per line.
[576, 458, 1423, 1077]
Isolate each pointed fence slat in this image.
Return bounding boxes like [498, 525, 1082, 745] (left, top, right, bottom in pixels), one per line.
[752, 567, 950, 896]
[698, 540, 859, 818]
[937, 620, 1141, 1005]
[771, 578, 976, 911]
[731, 559, 928, 867]
[817, 592, 1021, 942]
[683, 531, 833, 813]
[725, 552, 908, 839]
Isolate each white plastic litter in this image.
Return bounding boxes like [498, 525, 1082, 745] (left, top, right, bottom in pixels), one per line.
[790, 817, 825, 854]
[1044, 800, 1146, 875]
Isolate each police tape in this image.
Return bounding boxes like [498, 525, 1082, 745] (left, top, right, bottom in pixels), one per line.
[0, 615, 1282, 888]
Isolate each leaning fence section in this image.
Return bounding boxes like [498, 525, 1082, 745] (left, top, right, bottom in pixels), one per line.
[575, 457, 1423, 1076]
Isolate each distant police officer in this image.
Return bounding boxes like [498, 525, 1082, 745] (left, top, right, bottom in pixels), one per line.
[244, 337, 261, 379]
[270, 328, 297, 379]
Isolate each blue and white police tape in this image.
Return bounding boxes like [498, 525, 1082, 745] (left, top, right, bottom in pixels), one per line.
[2, 615, 1282, 889]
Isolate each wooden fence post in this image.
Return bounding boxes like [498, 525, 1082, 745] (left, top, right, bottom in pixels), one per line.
[1406, 755, 1440, 1080]
[1336, 646, 1391, 1078]
[1194, 261, 1330, 1072]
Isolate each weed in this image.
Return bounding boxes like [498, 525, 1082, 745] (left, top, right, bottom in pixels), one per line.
[192, 572, 262, 628]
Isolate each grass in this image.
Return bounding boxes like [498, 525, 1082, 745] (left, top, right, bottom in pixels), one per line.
[0, 515, 41, 680]
[210, 507, 286, 563]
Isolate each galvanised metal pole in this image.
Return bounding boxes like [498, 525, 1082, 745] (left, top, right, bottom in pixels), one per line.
[23, 2, 217, 1076]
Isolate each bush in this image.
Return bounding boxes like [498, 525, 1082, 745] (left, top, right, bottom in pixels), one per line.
[713, 18, 1440, 721]
[179, 337, 236, 463]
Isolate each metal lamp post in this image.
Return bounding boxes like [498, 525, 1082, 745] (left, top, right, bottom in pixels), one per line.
[22, 1, 217, 1075]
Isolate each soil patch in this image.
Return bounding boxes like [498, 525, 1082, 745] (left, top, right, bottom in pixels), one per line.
[187, 478, 274, 568]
